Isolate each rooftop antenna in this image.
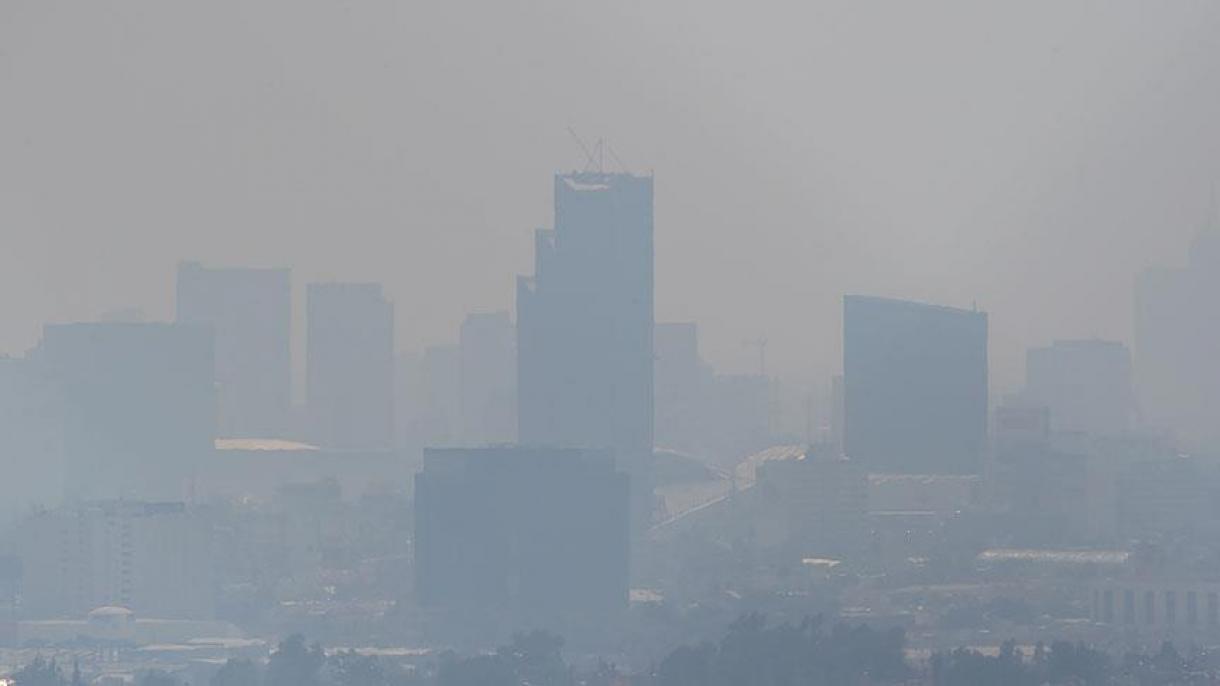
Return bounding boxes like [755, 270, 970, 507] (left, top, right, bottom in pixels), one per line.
[566, 127, 598, 172]
[605, 142, 630, 174]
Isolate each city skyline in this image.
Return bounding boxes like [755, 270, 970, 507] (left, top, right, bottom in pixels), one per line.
[6, 3, 1220, 392]
[7, 3, 1220, 683]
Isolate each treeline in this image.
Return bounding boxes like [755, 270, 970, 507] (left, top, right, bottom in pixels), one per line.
[644, 613, 907, 686]
[8, 636, 420, 686]
[11, 619, 1220, 685]
[933, 639, 1219, 686]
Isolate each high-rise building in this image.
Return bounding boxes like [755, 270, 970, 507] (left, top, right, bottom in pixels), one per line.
[414, 446, 628, 641]
[517, 171, 654, 519]
[459, 312, 516, 446]
[843, 295, 988, 475]
[1135, 230, 1220, 449]
[16, 501, 215, 619]
[35, 322, 215, 502]
[654, 322, 705, 454]
[421, 344, 461, 448]
[830, 374, 845, 455]
[751, 449, 868, 557]
[989, 402, 1112, 544]
[1025, 339, 1133, 437]
[0, 357, 64, 518]
[702, 372, 772, 467]
[175, 261, 291, 438]
[306, 283, 394, 451]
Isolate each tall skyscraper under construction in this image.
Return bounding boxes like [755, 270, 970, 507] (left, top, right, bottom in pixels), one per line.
[517, 171, 654, 522]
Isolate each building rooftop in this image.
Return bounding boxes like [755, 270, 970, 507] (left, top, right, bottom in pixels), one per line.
[844, 294, 985, 317]
[214, 438, 320, 452]
[976, 548, 1130, 566]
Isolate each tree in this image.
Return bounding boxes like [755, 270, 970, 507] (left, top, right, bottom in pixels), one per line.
[1045, 640, 1110, 685]
[655, 643, 714, 686]
[12, 656, 67, 686]
[266, 634, 326, 686]
[211, 658, 260, 686]
[436, 630, 573, 686]
[139, 670, 179, 686]
[651, 614, 908, 686]
[327, 650, 389, 686]
[498, 630, 571, 686]
[437, 654, 514, 686]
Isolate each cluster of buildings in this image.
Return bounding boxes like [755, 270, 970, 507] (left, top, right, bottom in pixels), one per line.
[4, 163, 1220, 678]
[0, 169, 660, 655]
[643, 227, 1220, 651]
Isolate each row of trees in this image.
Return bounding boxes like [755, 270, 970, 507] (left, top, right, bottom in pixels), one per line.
[9, 657, 82, 686]
[8, 637, 418, 686]
[13, 620, 1220, 685]
[645, 613, 907, 686]
[933, 639, 1220, 686]
[210, 635, 419, 686]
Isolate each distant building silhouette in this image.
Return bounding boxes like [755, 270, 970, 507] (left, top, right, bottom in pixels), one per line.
[654, 322, 706, 454]
[16, 501, 214, 620]
[990, 401, 1114, 544]
[0, 356, 64, 516]
[459, 312, 516, 446]
[517, 171, 654, 521]
[702, 372, 772, 466]
[35, 322, 215, 502]
[752, 448, 868, 557]
[414, 446, 628, 642]
[176, 261, 291, 438]
[421, 343, 461, 447]
[306, 283, 394, 451]
[843, 295, 987, 475]
[830, 374, 845, 455]
[1025, 339, 1133, 437]
[1135, 230, 1220, 449]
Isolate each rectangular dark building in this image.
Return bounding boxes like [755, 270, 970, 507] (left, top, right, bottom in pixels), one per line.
[414, 446, 629, 639]
[306, 282, 395, 450]
[843, 295, 987, 474]
[176, 261, 291, 438]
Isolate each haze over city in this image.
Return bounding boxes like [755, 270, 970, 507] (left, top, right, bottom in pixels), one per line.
[5, 2, 1220, 685]
[6, 1, 1220, 389]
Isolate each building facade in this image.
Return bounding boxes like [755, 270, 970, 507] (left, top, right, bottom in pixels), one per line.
[414, 446, 629, 642]
[36, 322, 215, 502]
[176, 261, 291, 438]
[1024, 339, 1133, 437]
[1135, 230, 1220, 450]
[517, 171, 654, 520]
[16, 501, 215, 620]
[843, 295, 988, 475]
[306, 282, 395, 451]
[458, 311, 516, 446]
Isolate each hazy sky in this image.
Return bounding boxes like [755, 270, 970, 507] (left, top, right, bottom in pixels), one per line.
[3, 1, 1220, 393]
